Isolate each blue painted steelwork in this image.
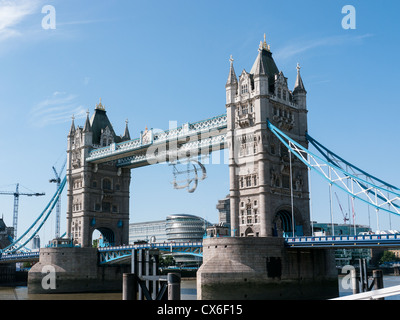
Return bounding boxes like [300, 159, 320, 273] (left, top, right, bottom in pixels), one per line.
[98, 241, 203, 264]
[306, 133, 399, 191]
[0, 251, 39, 264]
[267, 120, 400, 217]
[4, 236, 400, 264]
[286, 234, 400, 248]
[0, 176, 66, 254]
[306, 133, 400, 211]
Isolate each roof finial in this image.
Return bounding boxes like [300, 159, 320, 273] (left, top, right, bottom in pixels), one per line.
[263, 33, 267, 50]
[96, 97, 105, 111]
[229, 54, 234, 65]
[261, 33, 271, 52]
[297, 62, 301, 73]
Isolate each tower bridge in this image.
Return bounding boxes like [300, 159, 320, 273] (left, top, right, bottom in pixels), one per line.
[64, 34, 311, 249]
[1, 34, 399, 299]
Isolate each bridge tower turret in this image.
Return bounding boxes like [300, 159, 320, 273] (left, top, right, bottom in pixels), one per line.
[292, 63, 307, 110]
[66, 100, 131, 247]
[226, 35, 311, 238]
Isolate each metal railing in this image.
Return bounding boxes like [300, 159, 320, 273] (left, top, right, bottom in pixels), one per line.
[286, 234, 400, 248]
[332, 285, 400, 300]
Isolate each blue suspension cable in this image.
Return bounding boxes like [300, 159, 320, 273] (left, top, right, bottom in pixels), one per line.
[1, 176, 66, 253]
[267, 120, 400, 217]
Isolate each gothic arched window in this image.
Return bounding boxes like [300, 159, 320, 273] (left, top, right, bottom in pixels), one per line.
[102, 178, 112, 191]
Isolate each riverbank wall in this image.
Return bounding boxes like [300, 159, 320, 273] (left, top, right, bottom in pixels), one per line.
[27, 247, 129, 293]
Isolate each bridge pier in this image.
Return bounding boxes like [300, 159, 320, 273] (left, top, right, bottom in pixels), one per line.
[28, 247, 129, 294]
[197, 237, 338, 300]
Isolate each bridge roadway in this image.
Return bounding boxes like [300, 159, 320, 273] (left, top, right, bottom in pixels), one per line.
[3, 234, 400, 264]
[85, 114, 228, 168]
[0, 241, 204, 265]
[286, 233, 400, 248]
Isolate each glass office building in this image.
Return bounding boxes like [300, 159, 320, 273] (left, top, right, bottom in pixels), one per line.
[129, 220, 167, 244]
[166, 214, 211, 267]
[129, 214, 211, 267]
[166, 214, 210, 242]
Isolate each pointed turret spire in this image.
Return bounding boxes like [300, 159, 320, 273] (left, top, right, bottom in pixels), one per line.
[225, 55, 238, 104]
[293, 63, 306, 93]
[226, 55, 238, 86]
[293, 63, 307, 109]
[83, 110, 91, 132]
[68, 115, 76, 136]
[122, 119, 131, 140]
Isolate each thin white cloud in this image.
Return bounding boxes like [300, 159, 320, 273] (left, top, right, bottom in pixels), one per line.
[30, 92, 86, 128]
[274, 33, 374, 61]
[57, 19, 111, 27]
[0, 0, 42, 41]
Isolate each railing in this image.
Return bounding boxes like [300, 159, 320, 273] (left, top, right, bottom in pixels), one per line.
[98, 241, 204, 264]
[116, 134, 227, 167]
[0, 251, 39, 263]
[332, 285, 400, 300]
[0, 241, 204, 264]
[98, 241, 203, 252]
[286, 234, 400, 248]
[86, 114, 228, 163]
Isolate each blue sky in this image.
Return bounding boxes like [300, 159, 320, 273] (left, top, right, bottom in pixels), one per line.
[0, 0, 400, 244]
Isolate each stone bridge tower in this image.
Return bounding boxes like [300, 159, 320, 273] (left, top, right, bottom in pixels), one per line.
[66, 100, 131, 247]
[198, 36, 337, 300]
[226, 35, 310, 237]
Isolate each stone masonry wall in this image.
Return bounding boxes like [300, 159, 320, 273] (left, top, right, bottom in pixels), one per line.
[197, 237, 338, 300]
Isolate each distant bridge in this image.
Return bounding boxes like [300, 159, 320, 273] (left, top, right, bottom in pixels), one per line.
[286, 233, 400, 249]
[98, 241, 203, 264]
[0, 241, 203, 265]
[4, 235, 400, 265]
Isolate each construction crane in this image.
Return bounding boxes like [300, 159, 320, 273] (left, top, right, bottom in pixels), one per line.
[49, 158, 66, 238]
[0, 184, 45, 240]
[334, 192, 349, 224]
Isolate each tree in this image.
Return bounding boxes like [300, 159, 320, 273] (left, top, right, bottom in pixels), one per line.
[160, 255, 175, 268]
[379, 251, 399, 264]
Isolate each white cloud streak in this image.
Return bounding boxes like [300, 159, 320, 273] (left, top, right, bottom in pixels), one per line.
[274, 33, 374, 61]
[0, 0, 42, 41]
[30, 92, 87, 128]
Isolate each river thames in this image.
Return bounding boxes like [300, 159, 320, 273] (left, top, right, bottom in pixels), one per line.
[1, 276, 400, 300]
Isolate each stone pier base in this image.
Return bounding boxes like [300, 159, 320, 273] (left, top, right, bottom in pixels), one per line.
[28, 247, 128, 294]
[197, 237, 338, 300]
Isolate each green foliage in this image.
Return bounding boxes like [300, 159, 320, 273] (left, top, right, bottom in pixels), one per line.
[160, 255, 175, 268]
[92, 239, 98, 248]
[379, 251, 400, 264]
